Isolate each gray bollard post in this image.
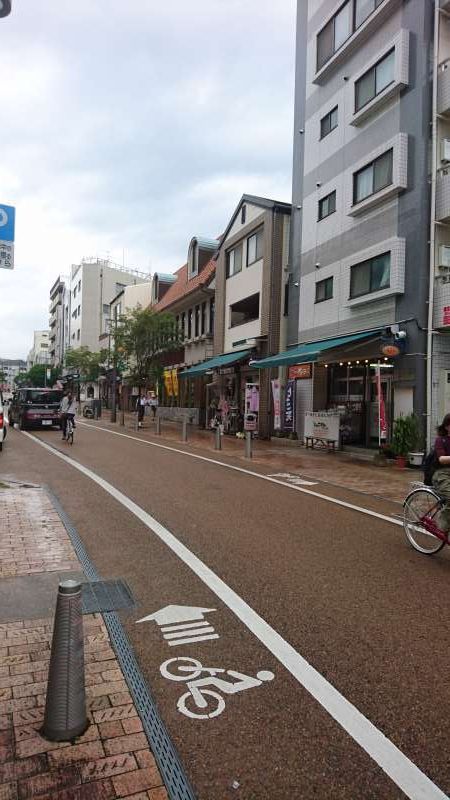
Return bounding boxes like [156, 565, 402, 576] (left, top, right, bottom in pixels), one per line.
[156, 415, 161, 435]
[181, 417, 188, 443]
[215, 426, 222, 450]
[41, 580, 88, 742]
[245, 431, 253, 459]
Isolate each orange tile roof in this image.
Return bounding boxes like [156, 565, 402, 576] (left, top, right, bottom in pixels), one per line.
[153, 258, 215, 312]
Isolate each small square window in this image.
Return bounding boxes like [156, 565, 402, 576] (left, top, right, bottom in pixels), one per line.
[315, 277, 333, 303]
[247, 229, 264, 266]
[320, 106, 338, 139]
[350, 252, 390, 299]
[226, 243, 243, 278]
[353, 149, 393, 204]
[318, 190, 336, 221]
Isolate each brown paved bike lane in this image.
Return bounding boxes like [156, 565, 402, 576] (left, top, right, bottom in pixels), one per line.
[2, 426, 449, 799]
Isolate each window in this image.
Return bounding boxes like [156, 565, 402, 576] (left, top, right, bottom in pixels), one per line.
[317, 0, 384, 70]
[78, 280, 81, 291]
[284, 283, 290, 316]
[77, 305, 80, 315]
[318, 190, 336, 221]
[350, 252, 390, 298]
[320, 106, 338, 139]
[77, 329, 81, 341]
[209, 298, 215, 334]
[355, 48, 395, 111]
[353, 149, 392, 204]
[194, 305, 200, 337]
[230, 293, 260, 328]
[226, 243, 243, 278]
[317, 1, 351, 69]
[103, 304, 110, 315]
[181, 312, 186, 338]
[201, 302, 207, 335]
[241, 205, 246, 224]
[73, 287, 77, 299]
[355, 0, 384, 29]
[187, 308, 193, 339]
[315, 277, 333, 303]
[247, 229, 264, 266]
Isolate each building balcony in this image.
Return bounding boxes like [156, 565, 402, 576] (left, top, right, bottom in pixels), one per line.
[438, 62, 450, 116]
[436, 169, 450, 223]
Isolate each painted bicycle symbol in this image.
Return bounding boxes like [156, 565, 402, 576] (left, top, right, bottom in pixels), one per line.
[160, 657, 275, 720]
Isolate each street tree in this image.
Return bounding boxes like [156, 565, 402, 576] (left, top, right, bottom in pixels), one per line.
[65, 347, 108, 381]
[115, 306, 180, 393]
[0, 370, 6, 385]
[17, 364, 60, 387]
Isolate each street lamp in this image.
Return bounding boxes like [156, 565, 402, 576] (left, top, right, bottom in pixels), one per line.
[0, 1, 12, 18]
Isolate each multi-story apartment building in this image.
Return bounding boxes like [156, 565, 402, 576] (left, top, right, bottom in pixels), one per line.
[180, 196, 291, 438]
[27, 330, 50, 370]
[68, 258, 150, 352]
[48, 276, 70, 368]
[261, 0, 433, 447]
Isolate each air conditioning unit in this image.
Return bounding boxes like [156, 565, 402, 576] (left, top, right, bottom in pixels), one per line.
[439, 245, 450, 268]
[441, 138, 450, 164]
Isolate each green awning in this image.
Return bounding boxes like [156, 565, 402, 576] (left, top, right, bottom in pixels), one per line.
[179, 349, 251, 378]
[249, 330, 381, 370]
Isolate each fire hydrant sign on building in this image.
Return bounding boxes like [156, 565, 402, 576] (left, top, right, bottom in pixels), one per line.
[0, 204, 15, 270]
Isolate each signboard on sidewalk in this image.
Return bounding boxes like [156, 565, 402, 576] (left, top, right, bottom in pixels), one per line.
[304, 411, 340, 443]
[0, 204, 15, 270]
[271, 379, 281, 430]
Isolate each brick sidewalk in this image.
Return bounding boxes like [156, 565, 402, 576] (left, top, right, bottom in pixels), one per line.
[0, 483, 168, 800]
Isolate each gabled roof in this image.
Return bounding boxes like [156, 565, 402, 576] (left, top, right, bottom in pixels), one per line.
[153, 258, 215, 312]
[217, 193, 291, 250]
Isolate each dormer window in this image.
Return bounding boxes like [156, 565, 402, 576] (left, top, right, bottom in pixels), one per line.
[241, 205, 247, 224]
[188, 241, 198, 277]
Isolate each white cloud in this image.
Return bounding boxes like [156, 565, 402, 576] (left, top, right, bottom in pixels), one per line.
[0, 0, 295, 358]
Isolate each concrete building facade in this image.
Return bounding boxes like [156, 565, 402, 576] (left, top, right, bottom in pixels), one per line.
[285, 0, 433, 446]
[27, 330, 50, 370]
[49, 276, 70, 368]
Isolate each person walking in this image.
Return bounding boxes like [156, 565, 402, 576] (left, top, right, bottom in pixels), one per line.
[432, 413, 450, 533]
[148, 391, 158, 419]
[136, 394, 146, 428]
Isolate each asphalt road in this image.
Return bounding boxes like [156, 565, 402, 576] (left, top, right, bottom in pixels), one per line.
[1, 422, 450, 800]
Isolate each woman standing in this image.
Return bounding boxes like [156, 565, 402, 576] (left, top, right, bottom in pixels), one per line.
[432, 413, 450, 532]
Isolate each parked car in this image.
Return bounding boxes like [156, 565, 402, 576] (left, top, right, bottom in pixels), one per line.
[0, 390, 6, 451]
[9, 388, 63, 430]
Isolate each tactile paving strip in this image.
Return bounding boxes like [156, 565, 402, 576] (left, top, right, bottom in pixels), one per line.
[47, 488, 196, 800]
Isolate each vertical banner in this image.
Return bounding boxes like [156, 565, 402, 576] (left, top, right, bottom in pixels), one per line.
[284, 379, 296, 432]
[171, 369, 179, 398]
[271, 379, 281, 430]
[376, 363, 387, 446]
[164, 369, 173, 397]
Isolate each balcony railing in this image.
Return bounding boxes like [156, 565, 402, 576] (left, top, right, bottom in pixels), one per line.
[436, 169, 450, 223]
[438, 61, 450, 116]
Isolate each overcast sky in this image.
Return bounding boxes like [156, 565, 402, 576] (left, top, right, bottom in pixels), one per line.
[0, 0, 296, 359]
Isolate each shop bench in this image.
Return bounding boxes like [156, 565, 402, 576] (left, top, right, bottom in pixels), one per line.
[304, 436, 337, 452]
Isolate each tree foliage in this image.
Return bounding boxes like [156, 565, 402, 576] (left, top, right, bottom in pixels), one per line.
[65, 347, 108, 381]
[114, 307, 180, 388]
[14, 364, 60, 388]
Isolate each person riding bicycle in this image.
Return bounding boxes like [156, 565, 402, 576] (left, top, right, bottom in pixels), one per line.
[432, 413, 450, 532]
[60, 391, 77, 440]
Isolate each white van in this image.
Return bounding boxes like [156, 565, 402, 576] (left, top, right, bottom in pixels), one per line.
[0, 390, 6, 451]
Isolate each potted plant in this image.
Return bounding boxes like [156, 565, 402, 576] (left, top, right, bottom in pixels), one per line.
[406, 414, 425, 467]
[392, 414, 418, 468]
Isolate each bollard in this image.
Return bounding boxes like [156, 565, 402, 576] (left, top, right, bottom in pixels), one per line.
[181, 417, 188, 443]
[245, 431, 253, 459]
[215, 426, 222, 451]
[156, 415, 161, 435]
[41, 580, 88, 742]
[120, 408, 125, 426]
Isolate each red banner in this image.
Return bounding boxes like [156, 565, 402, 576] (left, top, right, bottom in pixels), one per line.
[376, 364, 387, 443]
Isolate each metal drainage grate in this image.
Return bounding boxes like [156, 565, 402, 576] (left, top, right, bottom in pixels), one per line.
[47, 488, 196, 800]
[81, 579, 136, 614]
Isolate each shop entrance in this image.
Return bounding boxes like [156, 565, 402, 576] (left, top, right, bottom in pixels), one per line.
[326, 362, 393, 447]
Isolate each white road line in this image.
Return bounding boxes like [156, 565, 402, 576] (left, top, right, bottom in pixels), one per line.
[163, 626, 216, 640]
[168, 633, 220, 647]
[77, 422, 403, 529]
[161, 621, 211, 633]
[23, 431, 445, 800]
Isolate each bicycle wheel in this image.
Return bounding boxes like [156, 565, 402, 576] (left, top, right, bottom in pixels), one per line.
[404, 488, 446, 554]
[160, 657, 203, 681]
[177, 689, 225, 720]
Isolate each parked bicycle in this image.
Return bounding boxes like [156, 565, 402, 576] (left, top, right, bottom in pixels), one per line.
[403, 481, 449, 555]
[160, 657, 274, 720]
[65, 415, 75, 446]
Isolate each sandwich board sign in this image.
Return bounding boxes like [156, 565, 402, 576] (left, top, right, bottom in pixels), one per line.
[0, 204, 15, 270]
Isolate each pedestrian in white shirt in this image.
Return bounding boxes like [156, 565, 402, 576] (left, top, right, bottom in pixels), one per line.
[60, 392, 77, 439]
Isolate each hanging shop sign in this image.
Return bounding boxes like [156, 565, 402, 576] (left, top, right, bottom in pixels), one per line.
[271, 379, 281, 430]
[304, 411, 340, 442]
[380, 343, 401, 357]
[284, 380, 296, 432]
[171, 369, 179, 398]
[288, 363, 312, 380]
[164, 369, 173, 397]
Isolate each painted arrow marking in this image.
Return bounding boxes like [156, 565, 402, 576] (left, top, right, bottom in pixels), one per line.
[136, 604, 219, 647]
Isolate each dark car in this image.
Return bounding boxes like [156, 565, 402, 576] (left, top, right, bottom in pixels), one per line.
[9, 388, 63, 430]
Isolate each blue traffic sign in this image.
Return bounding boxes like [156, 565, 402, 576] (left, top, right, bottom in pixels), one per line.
[0, 204, 15, 242]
